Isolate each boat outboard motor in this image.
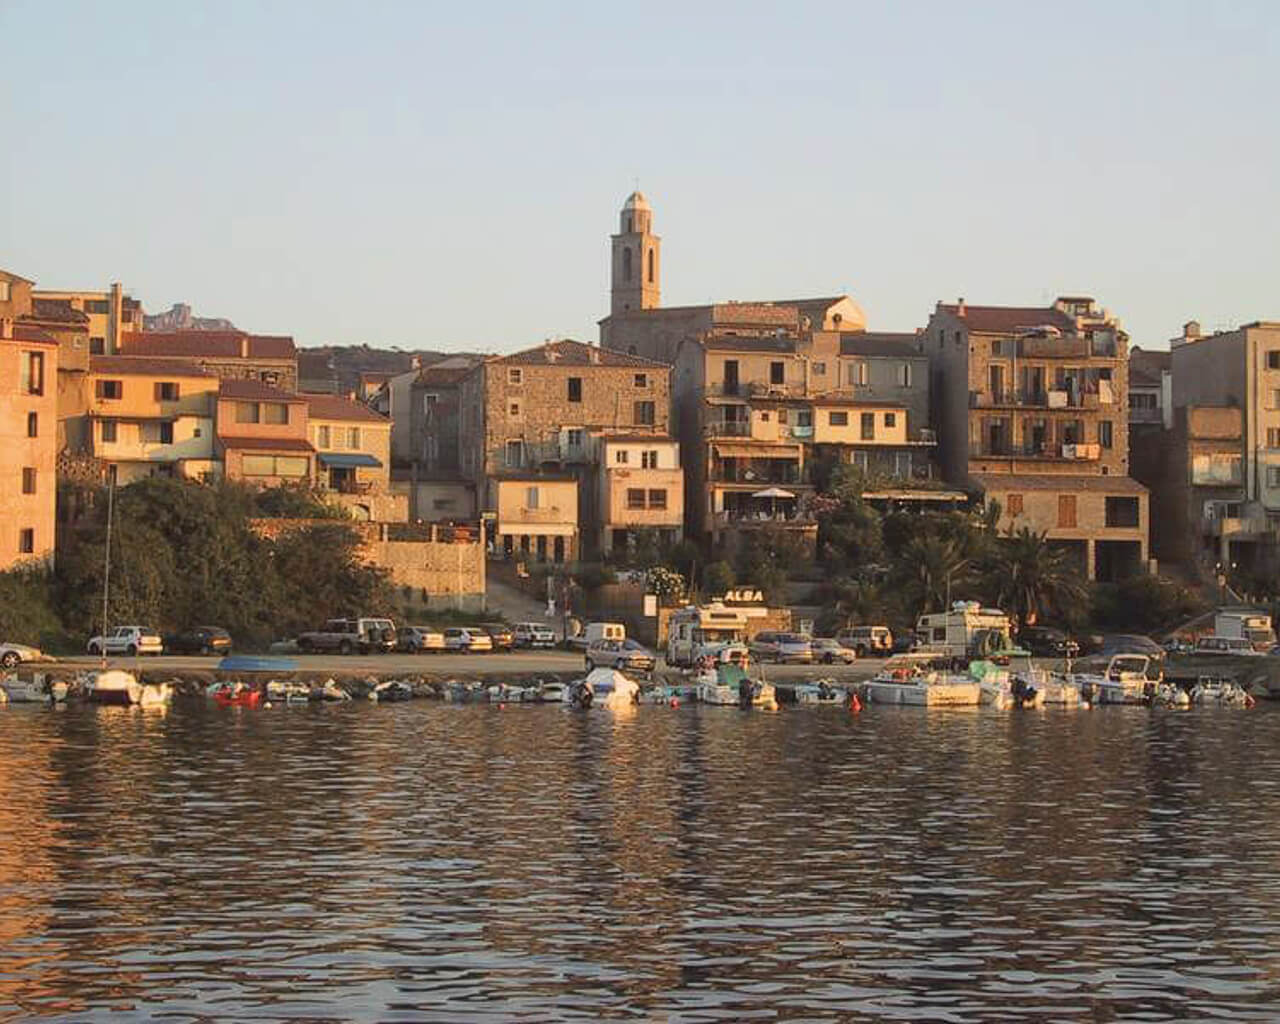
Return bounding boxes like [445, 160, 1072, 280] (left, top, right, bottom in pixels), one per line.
[571, 680, 593, 709]
[1011, 676, 1037, 708]
[738, 678, 753, 709]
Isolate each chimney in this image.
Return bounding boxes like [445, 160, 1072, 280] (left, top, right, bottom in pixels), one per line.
[411, 354, 422, 370]
[588, 346, 600, 364]
[240, 335, 250, 358]
[956, 297, 966, 317]
[1184, 320, 1201, 340]
[544, 339, 559, 362]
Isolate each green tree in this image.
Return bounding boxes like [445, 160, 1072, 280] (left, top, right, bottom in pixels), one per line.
[701, 560, 736, 599]
[892, 534, 969, 615]
[985, 527, 1089, 628]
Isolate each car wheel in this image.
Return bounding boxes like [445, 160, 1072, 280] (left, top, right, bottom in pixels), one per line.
[856, 645, 868, 657]
[201, 644, 211, 656]
[87, 641, 100, 656]
[1, 651, 19, 668]
[298, 638, 312, 653]
[127, 644, 138, 656]
[615, 659, 626, 670]
[339, 640, 353, 655]
[824, 653, 835, 664]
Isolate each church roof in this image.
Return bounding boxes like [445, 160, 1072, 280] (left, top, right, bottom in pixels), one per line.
[623, 191, 650, 211]
[494, 339, 668, 368]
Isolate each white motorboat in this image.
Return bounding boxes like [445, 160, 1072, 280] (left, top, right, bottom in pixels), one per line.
[265, 679, 311, 704]
[85, 669, 172, 707]
[862, 653, 981, 707]
[1073, 654, 1154, 706]
[372, 679, 414, 702]
[570, 667, 640, 709]
[971, 651, 1079, 708]
[1189, 677, 1254, 707]
[315, 679, 352, 702]
[793, 679, 848, 706]
[536, 680, 569, 703]
[694, 663, 777, 709]
[0, 673, 68, 704]
[1150, 682, 1191, 709]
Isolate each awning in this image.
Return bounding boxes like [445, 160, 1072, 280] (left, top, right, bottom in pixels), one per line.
[317, 452, 383, 468]
[712, 442, 802, 459]
[752, 487, 796, 499]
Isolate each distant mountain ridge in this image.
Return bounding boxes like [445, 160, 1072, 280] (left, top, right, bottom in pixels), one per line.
[143, 303, 237, 331]
[298, 343, 485, 394]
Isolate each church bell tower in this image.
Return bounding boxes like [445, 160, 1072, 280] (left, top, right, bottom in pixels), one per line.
[611, 191, 660, 316]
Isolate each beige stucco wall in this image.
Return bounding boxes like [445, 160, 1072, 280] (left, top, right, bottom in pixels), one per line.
[812, 405, 908, 445]
[310, 418, 392, 489]
[495, 478, 578, 536]
[216, 396, 308, 442]
[0, 338, 58, 569]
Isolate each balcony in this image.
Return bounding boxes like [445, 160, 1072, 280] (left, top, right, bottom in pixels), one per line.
[1201, 516, 1272, 539]
[711, 460, 808, 486]
[969, 441, 1101, 460]
[705, 420, 751, 437]
[970, 389, 1103, 410]
[747, 380, 806, 399]
[1130, 406, 1164, 423]
[714, 510, 816, 527]
[1017, 336, 1091, 359]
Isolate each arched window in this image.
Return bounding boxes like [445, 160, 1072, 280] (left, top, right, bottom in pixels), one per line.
[647, 248, 654, 283]
[626, 215, 633, 233]
[622, 247, 632, 282]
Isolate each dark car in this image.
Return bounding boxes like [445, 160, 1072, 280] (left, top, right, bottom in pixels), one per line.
[164, 626, 232, 656]
[1017, 626, 1075, 657]
[1098, 634, 1165, 661]
[483, 625, 515, 652]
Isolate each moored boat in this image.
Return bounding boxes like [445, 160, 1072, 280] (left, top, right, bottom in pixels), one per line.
[862, 653, 981, 707]
[208, 681, 263, 708]
[85, 669, 172, 707]
[793, 679, 848, 706]
[569, 667, 640, 709]
[1189, 677, 1254, 707]
[0, 673, 69, 704]
[1073, 654, 1155, 706]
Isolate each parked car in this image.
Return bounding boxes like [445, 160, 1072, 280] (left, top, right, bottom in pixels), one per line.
[514, 622, 557, 648]
[164, 626, 232, 656]
[297, 617, 396, 655]
[1098, 634, 1165, 662]
[811, 638, 857, 664]
[836, 625, 893, 657]
[1192, 636, 1263, 657]
[1016, 626, 1076, 658]
[586, 638, 656, 674]
[0, 641, 46, 669]
[86, 625, 163, 657]
[397, 626, 446, 653]
[484, 625, 515, 651]
[750, 631, 814, 664]
[443, 627, 493, 653]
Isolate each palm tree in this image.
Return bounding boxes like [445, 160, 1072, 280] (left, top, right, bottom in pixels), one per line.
[987, 527, 1088, 628]
[894, 534, 969, 615]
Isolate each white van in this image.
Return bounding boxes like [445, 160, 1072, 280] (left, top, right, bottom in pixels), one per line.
[568, 621, 625, 651]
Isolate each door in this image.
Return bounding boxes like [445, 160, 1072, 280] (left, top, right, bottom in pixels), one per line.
[553, 536, 565, 563]
[724, 360, 739, 395]
[988, 364, 1004, 402]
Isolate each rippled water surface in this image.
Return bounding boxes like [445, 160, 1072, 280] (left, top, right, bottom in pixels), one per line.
[2, 701, 1280, 1021]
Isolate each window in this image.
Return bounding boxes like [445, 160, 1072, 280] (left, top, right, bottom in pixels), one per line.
[525, 486, 540, 509]
[505, 440, 523, 467]
[1268, 428, 1280, 449]
[1269, 351, 1280, 370]
[348, 427, 360, 448]
[1058, 494, 1077, 528]
[259, 371, 280, 387]
[0, 280, 8, 301]
[623, 246, 633, 281]
[647, 248, 655, 283]
[263, 403, 289, 425]
[770, 361, 785, 385]
[899, 363, 913, 388]
[777, 409, 787, 424]
[1007, 493, 1024, 516]
[760, 412, 770, 423]
[849, 361, 868, 387]
[642, 450, 658, 469]
[861, 412, 875, 440]
[159, 422, 174, 444]
[85, 299, 109, 314]
[26, 412, 37, 438]
[634, 373, 648, 388]
[627, 488, 646, 509]
[1105, 496, 1140, 528]
[1268, 467, 1280, 488]
[508, 400, 521, 418]
[829, 411, 849, 427]
[508, 368, 523, 385]
[991, 340, 1003, 356]
[634, 401, 655, 425]
[885, 412, 896, 428]
[22, 468, 36, 494]
[796, 409, 812, 428]
[568, 377, 582, 402]
[1131, 392, 1158, 410]
[100, 420, 117, 443]
[242, 455, 308, 478]
[851, 450, 869, 471]
[648, 489, 667, 509]
[1272, 389, 1280, 410]
[317, 425, 331, 448]
[96, 379, 123, 400]
[90, 337, 105, 355]
[234, 401, 260, 424]
[156, 382, 179, 402]
[615, 449, 629, 464]
[566, 428, 584, 449]
[1099, 421, 1113, 449]
[813, 362, 827, 376]
[18, 529, 33, 555]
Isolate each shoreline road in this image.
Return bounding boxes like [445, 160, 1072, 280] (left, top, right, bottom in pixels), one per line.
[55, 652, 892, 680]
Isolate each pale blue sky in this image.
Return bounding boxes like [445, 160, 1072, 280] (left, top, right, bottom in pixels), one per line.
[2, 1, 1277, 350]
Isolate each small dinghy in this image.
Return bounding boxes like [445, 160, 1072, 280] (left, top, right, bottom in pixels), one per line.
[536, 680, 569, 703]
[313, 679, 352, 702]
[1150, 682, 1191, 709]
[208, 681, 262, 708]
[697, 663, 777, 710]
[1190, 677, 1254, 707]
[794, 679, 847, 706]
[1, 673, 69, 704]
[265, 679, 311, 704]
[371, 679, 413, 702]
[85, 669, 172, 707]
[567, 667, 640, 709]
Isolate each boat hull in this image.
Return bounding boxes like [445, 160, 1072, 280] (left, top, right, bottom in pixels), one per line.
[864, 679, 981, 706]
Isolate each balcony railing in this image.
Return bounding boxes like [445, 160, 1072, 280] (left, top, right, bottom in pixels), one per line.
[969, 442, 1101, 460]
[970, 389, 1102, 410]
[711, 464, 809, 485]
[714, 510, 817, 526]
[705, 420, 751, 437]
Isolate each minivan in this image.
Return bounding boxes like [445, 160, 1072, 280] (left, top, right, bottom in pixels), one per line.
[836, 625, 893, 656]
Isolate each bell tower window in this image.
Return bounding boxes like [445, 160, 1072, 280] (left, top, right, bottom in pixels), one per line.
[623, 247, 632, 282]
[647, 248, 654, 283]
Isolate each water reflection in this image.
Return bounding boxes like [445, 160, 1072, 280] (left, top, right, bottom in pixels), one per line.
[0, 702, 1278, 1020]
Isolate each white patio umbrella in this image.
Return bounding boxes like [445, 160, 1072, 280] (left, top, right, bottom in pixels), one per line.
[751, 486, 796, 518]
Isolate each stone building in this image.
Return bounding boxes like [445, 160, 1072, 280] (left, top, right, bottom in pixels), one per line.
[924, 297, 1147, 580]
[457, 338, 673, 561]
[304, 393, 402, 521]
[119, 330, 298, 392]
[1170, 319, 1280, 575]
[30, 282, 142, 355]
[0, 316, 58, 569]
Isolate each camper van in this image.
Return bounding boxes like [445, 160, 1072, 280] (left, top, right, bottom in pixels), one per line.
[1212, 610, 1275, 651]
[914, 602, 1013, 659]
[567, 621, 625, 651]
[666, 604, 749, 667]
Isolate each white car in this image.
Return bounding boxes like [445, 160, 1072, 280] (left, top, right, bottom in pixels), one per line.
[443, 627, 493, 653]
[811, 638, 858, 664]
[86, 626, 164, 657]
[0, 641, 46, 669]
[514, 622, 557, 648]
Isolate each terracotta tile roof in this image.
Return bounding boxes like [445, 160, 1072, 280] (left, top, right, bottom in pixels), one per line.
[839, 332, 924, 358]
[495, 339, 669, 368]
[4, 325, 57, 345]
[415, 364, 475, 386]
[122, 330, 296, 360]
[937, 304, 1077, 334]
[91, 355, 215, 377]
[219, 378, 305, 401]
[29, 298, 90, 324]
[972, 473, 1147, 495]
[218, 436, 315, 452]
[303, 392, 389, 423]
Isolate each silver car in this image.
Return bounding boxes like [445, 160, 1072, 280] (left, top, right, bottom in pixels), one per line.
[586, 638, 656, 674]
[811, 638, 857, 664]
[749, 631, 814, 664]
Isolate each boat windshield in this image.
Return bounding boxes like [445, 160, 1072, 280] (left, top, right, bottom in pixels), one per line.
[1108, 655, 1150, 678]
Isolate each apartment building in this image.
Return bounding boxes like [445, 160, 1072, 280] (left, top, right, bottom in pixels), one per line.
[925, 297, 1147, 580]
[30, 282, 142, 355]
[119, 330, 298, 392]
[87, 356, 220, 483]
[215, 380, 313, 486]
[590, 435, 684, 554]
[1170, 320, 1280, 573]
[305, 393, 402, 521]
[0, 318, 58, 568]
[457, 338, 672, 561]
